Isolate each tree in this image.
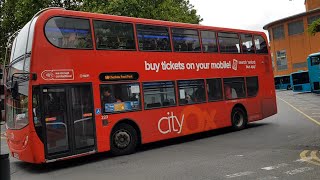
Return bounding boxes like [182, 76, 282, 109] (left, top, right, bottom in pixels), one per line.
[308, 18, 320, 36]
[0, 0, 202, 64]
[81, 0, 202, 24]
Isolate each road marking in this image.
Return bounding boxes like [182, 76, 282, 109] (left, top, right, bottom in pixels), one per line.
[256, 176, 279, 180]
[226, 171, 255, 178]
[300, 150, 320, 166]
[277, 97, 320, 126]
[284, 167, 313, 175]
[261, 163, 289, 171]
[309, 116, 320, 118]
[310, 151, 320, 163]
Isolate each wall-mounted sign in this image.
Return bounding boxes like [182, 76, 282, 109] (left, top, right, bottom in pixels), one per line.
[99, 72, 139, 82]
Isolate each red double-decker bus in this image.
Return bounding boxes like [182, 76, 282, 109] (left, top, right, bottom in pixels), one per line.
[4, 8, 277, 163]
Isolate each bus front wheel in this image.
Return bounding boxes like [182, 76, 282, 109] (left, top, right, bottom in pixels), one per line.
[231, 106, 248, 131]
[110, 123, 138, 156]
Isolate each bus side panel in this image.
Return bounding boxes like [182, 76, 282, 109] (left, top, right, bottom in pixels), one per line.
[100, 101, 232, 146]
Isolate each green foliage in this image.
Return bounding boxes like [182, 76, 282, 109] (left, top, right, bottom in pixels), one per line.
[308, 18, 320, 36]
[0, 0, 202, 65]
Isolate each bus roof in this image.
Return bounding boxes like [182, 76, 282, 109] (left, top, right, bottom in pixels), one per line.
[290, 70, 308, 75]
[39, 8, 267, 36]
[308, 52, 320, 57]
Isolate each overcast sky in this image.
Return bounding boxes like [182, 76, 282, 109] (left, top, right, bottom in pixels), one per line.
[189, 0, 306, 34]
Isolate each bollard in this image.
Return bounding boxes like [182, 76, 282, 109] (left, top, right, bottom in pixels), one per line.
[0, 153, 10, 180]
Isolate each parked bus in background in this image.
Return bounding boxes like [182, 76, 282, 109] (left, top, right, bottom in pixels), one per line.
[274, 75, 291, 90]
[290, 70, 311, 92]
[307, 52, 320, 93]
[4, 8, 277, 164]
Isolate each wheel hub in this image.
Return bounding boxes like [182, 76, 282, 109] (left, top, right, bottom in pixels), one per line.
[114, 130, 131, 149]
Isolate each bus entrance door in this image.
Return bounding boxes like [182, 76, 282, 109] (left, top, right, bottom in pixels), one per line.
[41, 84, 96, 160]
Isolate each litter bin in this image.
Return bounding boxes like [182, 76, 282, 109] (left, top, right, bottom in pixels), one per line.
[0, 153, 10, 180]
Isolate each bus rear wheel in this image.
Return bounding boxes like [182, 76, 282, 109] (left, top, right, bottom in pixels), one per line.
[231, 107, 247, 131]
[110, 123, 138, 156]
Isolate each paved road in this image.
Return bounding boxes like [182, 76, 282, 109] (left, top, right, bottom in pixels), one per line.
[1, 90, 320, 180]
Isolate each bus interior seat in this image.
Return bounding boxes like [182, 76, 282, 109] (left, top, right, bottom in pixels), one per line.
[147, 102, 161, 108]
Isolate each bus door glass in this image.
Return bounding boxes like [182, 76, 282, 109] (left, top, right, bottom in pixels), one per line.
[41, 84, 95, 159]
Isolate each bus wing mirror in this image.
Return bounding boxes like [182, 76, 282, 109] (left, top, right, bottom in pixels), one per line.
[11, 80, 19, 100]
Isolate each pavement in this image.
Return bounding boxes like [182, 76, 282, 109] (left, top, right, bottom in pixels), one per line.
[1, 90, 320, 180]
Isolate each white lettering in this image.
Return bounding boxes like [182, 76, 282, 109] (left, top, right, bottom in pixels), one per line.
[158, 112, 184, 134]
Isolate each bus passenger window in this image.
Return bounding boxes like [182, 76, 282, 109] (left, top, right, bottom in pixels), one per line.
[218, 32, 240, 53]
[201, 31, 218, 53]
[223, 77, 246, 99]
[100, 83, 141, 113]
[172, 28, 200, 52]
[143, 81, 176, 109]
[45, 17, 93, 49]
[240, 34, 255, 54]
[311, 56, 320, 66]
[137, 24, 171, 51]
[254, 35, 268, 54]
[94, 21, 136, 50]
[206, 78, 223, 101]
[246, 76, 259, 97]
[178, 79, 206, 105]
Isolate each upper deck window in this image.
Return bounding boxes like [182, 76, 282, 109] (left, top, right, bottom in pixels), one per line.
[201, 31, 218, 53]
[94, 20, 135, 50]
[218, 32, 240, 53]
[137, 24, 171, 51]
[254, 35, 268, 54]
[172, 28, 201, 52]
[240, 34, 255, 54]
[45, 17, 93, 49]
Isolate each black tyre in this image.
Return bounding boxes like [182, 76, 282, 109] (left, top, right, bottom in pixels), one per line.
[287, 85, 291, 90]
[110, 123, 138, 156]
[231, 107, 247, 131]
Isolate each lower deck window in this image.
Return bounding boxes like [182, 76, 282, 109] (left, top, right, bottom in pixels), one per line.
[143, 81, 176, 109]
[178, 79, 206, 105]
[100, 83, 141, 113]
[223, 77, 246, 99]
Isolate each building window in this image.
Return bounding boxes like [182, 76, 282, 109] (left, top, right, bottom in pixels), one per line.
[272, 25, 284, 40]
[223, 77, 246, 100]
[206, 78, 223, 101]
[143, 81, 176, 109]
[246, 76, 259, 97]
[136, 24, 171, 51]
[100, 83, 141, 114]
[218, 32, 240, 53]
[293, 62, 307, 69]
[178, 79, 206, 105]
[307, 15, 320, 25]
[288, 20, 304, 35]
[276, 50, 288, 71]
